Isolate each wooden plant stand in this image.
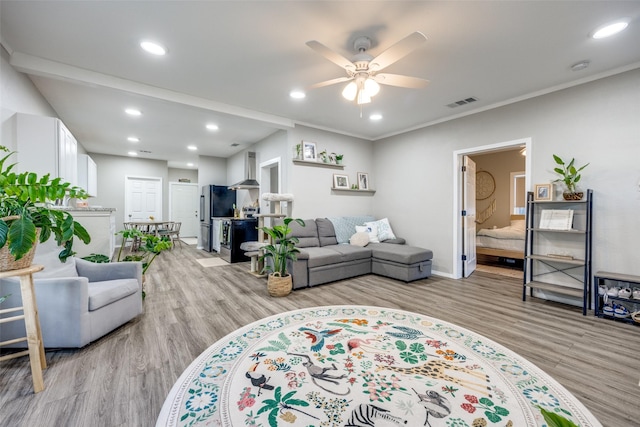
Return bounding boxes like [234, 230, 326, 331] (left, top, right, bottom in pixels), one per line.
[0, 265, 46, 393]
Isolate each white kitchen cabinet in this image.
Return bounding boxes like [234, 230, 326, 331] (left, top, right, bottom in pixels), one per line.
[15, 113, 78, 187]
[78, 154, 98, 196]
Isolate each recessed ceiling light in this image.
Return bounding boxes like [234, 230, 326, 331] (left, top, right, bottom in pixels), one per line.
[140, 40, 167, 56]
[128, 151, 138, 156]
[370, 113, 383, 121]
[290, 90, 306, 99]
[206, 123, 219, 131]
[187, 145, 198, 151]
[125, 108, 142, 116]
[127, 136, 140, 142]
[187, 163, 194, 167]
[591, 20, 629, 39]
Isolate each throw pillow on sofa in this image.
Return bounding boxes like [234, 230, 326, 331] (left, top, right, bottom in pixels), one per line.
[365, 218, 397, 241]
[355, 224, 380, 243]
[349, 232, 370, 247]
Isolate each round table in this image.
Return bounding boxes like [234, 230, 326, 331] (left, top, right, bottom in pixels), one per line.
[157, 306, 601, 427]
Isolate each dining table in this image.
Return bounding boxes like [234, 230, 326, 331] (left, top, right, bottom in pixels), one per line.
[125, 220, 173, 236]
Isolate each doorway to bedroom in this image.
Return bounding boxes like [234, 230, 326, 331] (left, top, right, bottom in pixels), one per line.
[454, 138, 531, 279]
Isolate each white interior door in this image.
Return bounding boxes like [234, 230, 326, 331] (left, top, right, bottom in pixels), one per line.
[462, 156, 477, 277]
[169, 182, 199, 237]
[125, 176, 162, 222]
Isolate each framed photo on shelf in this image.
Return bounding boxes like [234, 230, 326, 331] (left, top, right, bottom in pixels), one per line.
[534, 183, 552, 201]
[302, 141, 317, 161]
[357, 172, 369, 190]
[333, 174, 349, 189]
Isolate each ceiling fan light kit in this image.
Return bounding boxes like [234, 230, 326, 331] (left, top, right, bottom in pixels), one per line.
[341, 74, 380, 104]
[307, 31, 429, 106]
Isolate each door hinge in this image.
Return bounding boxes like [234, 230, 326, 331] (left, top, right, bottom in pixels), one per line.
[461, 210, 467, 216]
[461, 254, 467, 261]
[461, 165, 467, 172]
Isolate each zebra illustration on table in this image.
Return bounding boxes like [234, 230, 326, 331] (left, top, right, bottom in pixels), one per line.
[345, 404, 407, 427]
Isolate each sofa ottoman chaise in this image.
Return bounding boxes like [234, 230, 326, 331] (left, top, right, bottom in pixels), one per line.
[369, 243, 433, 282]
[279, 217, 432, 289]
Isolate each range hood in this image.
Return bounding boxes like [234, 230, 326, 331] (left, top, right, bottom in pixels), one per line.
[229, 151, 260, 190]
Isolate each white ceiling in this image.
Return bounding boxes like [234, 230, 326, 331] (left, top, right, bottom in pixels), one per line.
[2, 1, 639, 169]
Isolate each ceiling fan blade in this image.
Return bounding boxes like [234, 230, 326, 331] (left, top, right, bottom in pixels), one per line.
[369, 31, 427, 71]
[308, 76, 352, 89]
[374, 73, 430, 89]
[306, 40, 356, 71]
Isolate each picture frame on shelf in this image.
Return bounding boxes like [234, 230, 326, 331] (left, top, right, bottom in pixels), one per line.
[333, 174, 349, 189]
[302, 141, 317, 161]
[534, 183, 552, 201]
[357, 172, 369, 190]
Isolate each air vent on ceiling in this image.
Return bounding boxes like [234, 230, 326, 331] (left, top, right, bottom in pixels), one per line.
[139, 149, 152, 153]
[446, 97, 478, 108]
[230, 143, 240, 147]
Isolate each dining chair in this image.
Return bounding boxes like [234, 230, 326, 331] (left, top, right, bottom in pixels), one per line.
[123, 222, 141, 251]
[168, 222, 182, 248]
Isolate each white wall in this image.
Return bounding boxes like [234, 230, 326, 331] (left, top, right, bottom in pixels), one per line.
[231, 130, 288, 212]
[168, 167, 198, 184]
[373, 68, 640, 277]
[287, 125, 374, 219]
[89, 153, 169, 234]
[0, 46, 57, 150]
[198, 155, 228, 188]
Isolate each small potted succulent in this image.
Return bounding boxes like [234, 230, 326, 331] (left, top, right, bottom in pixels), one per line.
[552, 154, 589, 200]
[333, 153, 344, 164]
[319, 150, 329, 163]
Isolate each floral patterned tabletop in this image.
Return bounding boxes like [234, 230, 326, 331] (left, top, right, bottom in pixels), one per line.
[156, 306, 600, 427]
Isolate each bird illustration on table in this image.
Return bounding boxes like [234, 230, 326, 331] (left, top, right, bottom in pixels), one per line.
[299, 327, 342, 352]
[245, 363, 274, 396]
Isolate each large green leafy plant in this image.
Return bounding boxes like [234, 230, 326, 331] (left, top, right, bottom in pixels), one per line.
[0, 146, 90, 261]
[114, 228, 172, 275]
[552, 154, 589, 194]
[259, 217, 305, 276]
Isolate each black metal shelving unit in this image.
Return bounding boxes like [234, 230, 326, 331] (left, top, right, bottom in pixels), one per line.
[594, 271, 640, 324]
[523, 189, 593, 315]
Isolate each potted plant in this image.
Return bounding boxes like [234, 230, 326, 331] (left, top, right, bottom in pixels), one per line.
[294, 143, 302, 160]
[258, 217, 305, 297]
[0, 146, 90, 269]
[552, 154, 589, 200]
[84, 229, 172, 299]
[333, 153, 344, 164]
[319, 150, 329, 163]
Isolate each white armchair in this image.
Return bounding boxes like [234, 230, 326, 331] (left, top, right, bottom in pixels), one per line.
[0, 240, 142, 348]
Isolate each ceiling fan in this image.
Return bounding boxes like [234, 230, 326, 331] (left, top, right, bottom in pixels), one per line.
[306, 31, 429, 105]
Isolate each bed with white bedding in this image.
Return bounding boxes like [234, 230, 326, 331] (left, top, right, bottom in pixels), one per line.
[476, 215, 526, 260]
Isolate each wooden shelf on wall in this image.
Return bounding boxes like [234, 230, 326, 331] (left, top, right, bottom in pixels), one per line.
[293, 159, 345, 169]
[331, 188, 376, 194]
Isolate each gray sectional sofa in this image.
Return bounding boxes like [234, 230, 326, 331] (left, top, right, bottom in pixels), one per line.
[282, 217, 433, 289]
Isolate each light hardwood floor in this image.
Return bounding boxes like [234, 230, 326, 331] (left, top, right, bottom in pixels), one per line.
[1, 244, 638, 426]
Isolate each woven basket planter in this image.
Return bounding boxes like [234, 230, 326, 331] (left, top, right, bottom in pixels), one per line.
[267, 272, 292, 297]
[0, 216, 40, 272]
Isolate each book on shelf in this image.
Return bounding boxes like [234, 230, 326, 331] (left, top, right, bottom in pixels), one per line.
[539, 209, 574, 230]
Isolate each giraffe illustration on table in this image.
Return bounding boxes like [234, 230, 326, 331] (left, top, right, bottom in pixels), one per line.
[377, 359, 492, 397]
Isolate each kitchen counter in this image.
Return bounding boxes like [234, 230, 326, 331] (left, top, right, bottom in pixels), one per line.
[49, 206, 116, 212]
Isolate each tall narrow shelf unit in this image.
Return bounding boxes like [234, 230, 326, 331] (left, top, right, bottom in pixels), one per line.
[522, 189, 593, 315]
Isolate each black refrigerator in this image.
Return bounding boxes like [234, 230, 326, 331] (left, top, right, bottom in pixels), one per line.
[200, 185, 236, 252]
